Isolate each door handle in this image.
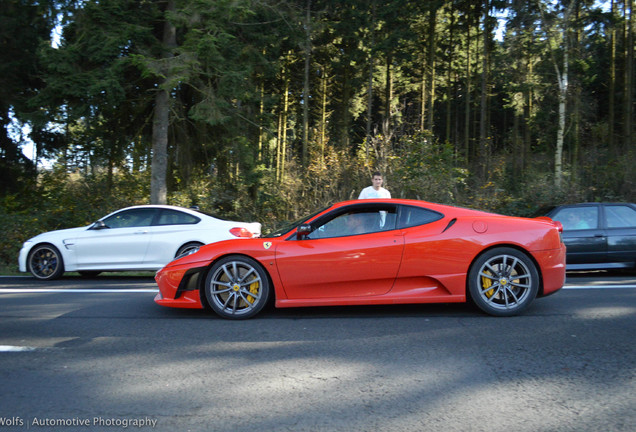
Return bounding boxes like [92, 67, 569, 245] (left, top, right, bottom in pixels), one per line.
[134, 230, 148, 235]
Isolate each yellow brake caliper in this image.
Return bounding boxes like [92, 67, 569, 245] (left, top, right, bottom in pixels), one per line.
[482, 271, 494, 298]
[246, 281, 259, 304]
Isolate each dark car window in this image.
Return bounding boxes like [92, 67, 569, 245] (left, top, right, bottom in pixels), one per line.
[156, 209, 200, 226]
[552, 207, 599, 230]
[103, 208, 157, 229]
[307, 207, 397, 239]
[398, 206, 443, 229]
[605, 205, 636, 228]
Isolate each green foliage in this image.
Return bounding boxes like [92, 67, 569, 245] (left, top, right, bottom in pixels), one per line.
[1, 0, 635, 270]
[0, 164, 152, 270]
[390, 132, 468, 203]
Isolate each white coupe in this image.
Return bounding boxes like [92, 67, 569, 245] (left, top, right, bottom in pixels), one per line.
[18, 205, 261, 280]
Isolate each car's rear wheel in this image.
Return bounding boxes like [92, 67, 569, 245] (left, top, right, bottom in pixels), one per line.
[204, 255, 270, 319]
[468, 247, 539, 316]
[28, 244, 64, 280]
[175, 242, 204, 259]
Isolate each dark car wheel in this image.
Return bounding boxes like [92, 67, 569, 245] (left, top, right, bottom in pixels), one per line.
[468, 247, 539, 317]
[204, 255, 270, 319]
[28, 244, 65, 281]
[175, 242, 204, 259]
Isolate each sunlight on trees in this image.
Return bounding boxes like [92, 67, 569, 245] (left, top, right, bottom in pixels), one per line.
[1, 0, 634, 268]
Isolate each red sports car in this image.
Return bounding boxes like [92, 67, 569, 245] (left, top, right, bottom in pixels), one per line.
[155, 199, 566, 319]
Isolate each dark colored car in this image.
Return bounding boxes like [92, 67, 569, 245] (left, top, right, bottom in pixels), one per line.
[538, 203, 636, 271]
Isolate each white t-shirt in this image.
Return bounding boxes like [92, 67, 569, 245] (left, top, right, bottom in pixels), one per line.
[358, 186, 391, 199]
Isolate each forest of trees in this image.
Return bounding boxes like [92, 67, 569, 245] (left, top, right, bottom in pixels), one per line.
[0, 0, 634, 267]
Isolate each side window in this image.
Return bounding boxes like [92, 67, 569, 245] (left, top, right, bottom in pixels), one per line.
[156, 209, 200, 226]
[605, 205, 636, 228]
[103, 208, 157, 229]
[307, 207, 397, 239]
[552, 207, 599, 230]
[398, 206, 443, 229]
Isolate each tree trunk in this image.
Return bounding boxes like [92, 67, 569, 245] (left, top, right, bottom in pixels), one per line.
[555, 55, 567, 188]
[258, 81, 265, 164]
[383, 52, 392, 137]
[276, 107, 282, 180]
[426, 7, 437, 131]
[624, 0, 634, 153]
[150, 0, 176, 205]
[420, 69, 427, 131]
[523, 62, 532, 172]
[446, 10, 455, 144]
[609, 0, 616, 155]
[341, 61, 352, 149]
[571, 1, 581, 176]
[464, 18, 471, 163]
[281, 68, 290, 180]
[366, 1, 376, 161]
[320, 70, 328, 164]
[302, 0, 311, 168]
[479, 0, 490, 180]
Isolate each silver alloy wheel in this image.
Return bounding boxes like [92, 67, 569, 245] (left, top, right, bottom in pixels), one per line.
[28, 244, 64, 280]
[476, 253, 533, 311]
[468, 247, 539, 316]
[205, 256, 269, 319]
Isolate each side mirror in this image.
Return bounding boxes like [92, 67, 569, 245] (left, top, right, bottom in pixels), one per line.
[90, 220, 108, 230]
[296, 224, 313, 240]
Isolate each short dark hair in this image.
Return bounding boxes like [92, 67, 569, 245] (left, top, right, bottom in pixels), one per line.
[372, 171, 382, 177]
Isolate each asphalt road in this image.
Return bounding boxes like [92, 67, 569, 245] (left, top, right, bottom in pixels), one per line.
[0, 272, 635, 432]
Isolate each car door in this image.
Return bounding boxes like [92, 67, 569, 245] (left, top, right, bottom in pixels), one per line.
[603, 204, 636, 266]
[73, 208, 158, 269]
[274, 204, 404, 299]
[550, 205, 606, 267]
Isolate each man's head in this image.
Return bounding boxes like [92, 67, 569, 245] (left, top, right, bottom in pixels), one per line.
[371, 171, 383, 190]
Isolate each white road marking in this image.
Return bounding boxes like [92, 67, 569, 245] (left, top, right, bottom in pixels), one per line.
[563, 285, 636, 290]
[1, 286, 635, 294]
[0, 288, 158, 293]
[0, 345, 36, 352]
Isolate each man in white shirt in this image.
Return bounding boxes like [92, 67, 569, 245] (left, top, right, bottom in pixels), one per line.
[358, 171, 391, 199]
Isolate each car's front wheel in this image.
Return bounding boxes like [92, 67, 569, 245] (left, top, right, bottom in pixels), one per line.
[28, 244, 65, 281]
[468, 247, 539, 316]
[204, 255, 270, 319]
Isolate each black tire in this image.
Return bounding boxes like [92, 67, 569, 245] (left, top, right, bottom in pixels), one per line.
[204, 255, 270, 319]
[468, 247, 539, 317]
[175, 242, 204, 259]
[28, 244, 65, 281]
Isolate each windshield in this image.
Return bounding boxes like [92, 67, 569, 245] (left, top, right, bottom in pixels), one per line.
[263, 207, 328, 238]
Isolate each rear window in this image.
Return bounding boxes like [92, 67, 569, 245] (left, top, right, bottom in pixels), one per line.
[605, 205, 636, 228]
[156, 209, 200, 226]
[398, 206, 443, 228]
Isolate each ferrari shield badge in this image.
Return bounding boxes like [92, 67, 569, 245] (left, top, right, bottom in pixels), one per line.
[263, 241, 272, 250]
